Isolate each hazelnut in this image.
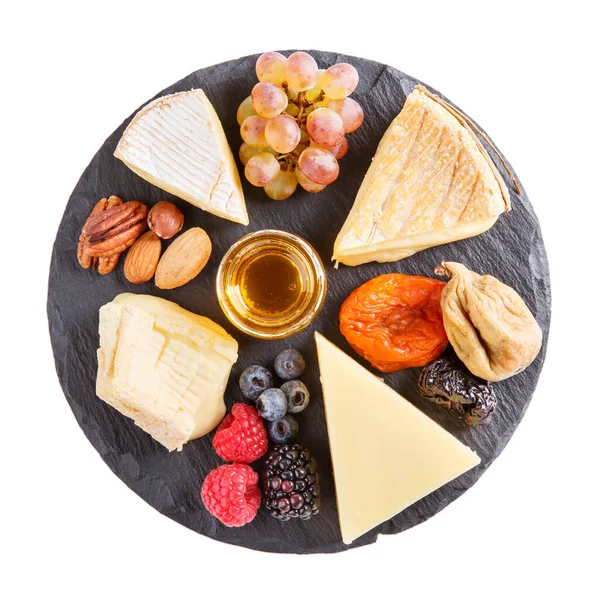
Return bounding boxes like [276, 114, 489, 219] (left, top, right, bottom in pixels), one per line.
[147, 201, 184, 239]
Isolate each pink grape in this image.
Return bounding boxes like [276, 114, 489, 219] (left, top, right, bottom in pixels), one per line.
[264, 169, 298, 200]
[324, 97, 364, 133]
[240, 115, 270, 147]
[312, 137, 348, 160]
[237, 96, 256, 126]
[245, 152, 281, 187]
[296, 168, 327, 193]
[306, 108, 344, 148]
[284, 52, 318, 92]
[239, 143, 276, 165]
[306, 69, 326, 101]
[321, 63, 359, 99]
[251, 82, 288, 118]
[298, 147, 339, 185]
[265, 114, 301, 154]
[285, 102, 300, 117]
[331, 137, 349, 159]
[256, 52, 287, 85]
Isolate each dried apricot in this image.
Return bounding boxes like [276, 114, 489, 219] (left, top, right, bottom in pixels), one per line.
[339, 274, 448, 372]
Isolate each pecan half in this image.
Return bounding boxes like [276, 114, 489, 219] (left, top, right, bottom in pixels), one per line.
[77, 196, 147, 275]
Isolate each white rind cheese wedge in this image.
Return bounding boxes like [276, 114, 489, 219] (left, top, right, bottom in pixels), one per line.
[333, 85, 510, 266]
[96, 293, 238, 451]
[314, 332, 480, 544]
[114, 89, 248, 225]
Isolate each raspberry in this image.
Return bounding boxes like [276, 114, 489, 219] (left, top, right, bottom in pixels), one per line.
[212, 403, 268, 463]
[201, 464, 261, 527]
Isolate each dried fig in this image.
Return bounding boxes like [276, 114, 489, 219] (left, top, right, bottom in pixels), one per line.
[435, 262, 542, 382]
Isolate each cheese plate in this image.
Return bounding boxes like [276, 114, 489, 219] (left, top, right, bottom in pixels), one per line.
[47, 51, 551, 553]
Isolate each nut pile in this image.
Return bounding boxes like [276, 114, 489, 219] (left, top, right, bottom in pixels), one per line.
[77, 196, 148, 275]
[77, 197, 211, 288]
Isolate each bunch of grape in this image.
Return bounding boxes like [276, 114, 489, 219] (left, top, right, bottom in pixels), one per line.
[237, 51, 364, 200]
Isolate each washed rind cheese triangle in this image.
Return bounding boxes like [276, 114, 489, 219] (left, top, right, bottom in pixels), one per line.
[333, 85, 510, 266]
[314, 332, 480, 545]
[114, 89, 248, 225]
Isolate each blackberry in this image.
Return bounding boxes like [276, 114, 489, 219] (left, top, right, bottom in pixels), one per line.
[262, 443, 321, 521]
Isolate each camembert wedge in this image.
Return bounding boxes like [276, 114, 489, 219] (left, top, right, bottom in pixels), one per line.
[96, 293, 238, 451]
[314, 332, 480, 544]
[115, 89, 248, 225]
[333, 85, 510, 266]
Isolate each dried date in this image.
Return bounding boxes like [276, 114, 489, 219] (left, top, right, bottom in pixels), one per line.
[418, 354, 497, 426]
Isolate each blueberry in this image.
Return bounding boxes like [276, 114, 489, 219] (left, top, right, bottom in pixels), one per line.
[256, 388, 287, 421]
[274, 349, 306, 381]
[268, 415, 299, 443]
[280, 380, 310, 414]
[239, 365, 274, 400]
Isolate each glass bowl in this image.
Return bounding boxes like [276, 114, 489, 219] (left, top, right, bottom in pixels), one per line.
[216, 230, 327, 340]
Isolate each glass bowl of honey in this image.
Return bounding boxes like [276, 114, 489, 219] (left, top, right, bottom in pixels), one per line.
[216, 230, 327, 340]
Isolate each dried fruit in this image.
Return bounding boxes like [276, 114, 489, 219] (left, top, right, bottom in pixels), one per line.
[201, 464, 261, 527]
[147, 201, 184, 239]
[435, 262, 543, 382]
[123, 231, 162, 284]
[155, 227, 212, 289]
[339, 273, 448, 372]
[418, 354, 497, 425]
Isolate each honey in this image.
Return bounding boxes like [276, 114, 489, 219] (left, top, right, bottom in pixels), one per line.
[239, 252, 305, 318]
[217, 230, 327, 340]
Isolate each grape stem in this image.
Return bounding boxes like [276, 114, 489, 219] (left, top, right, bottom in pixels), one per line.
[275, 84, 326, 172]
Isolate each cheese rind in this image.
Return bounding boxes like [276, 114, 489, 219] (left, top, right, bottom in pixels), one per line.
[96, 293, 238, 451]
[314, 332, 480, 544]
[114, 89, 248, 225]
[333, 85, 509, 266]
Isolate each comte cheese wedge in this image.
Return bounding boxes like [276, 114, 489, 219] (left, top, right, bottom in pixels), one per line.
[96, 293, 238, 451]
[333, 85, 510, 266]
[314, 332, 480, 544]
[115, 89, 248, 225]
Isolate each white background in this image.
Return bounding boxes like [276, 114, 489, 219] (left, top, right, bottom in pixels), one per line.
[2, 2, 598, 598]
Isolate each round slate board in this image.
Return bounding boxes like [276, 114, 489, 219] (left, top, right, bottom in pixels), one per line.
[47, 51, 551, 554]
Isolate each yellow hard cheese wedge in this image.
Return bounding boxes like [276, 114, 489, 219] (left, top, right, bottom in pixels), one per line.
[333, 85, 510, 266]
[96, 293, 238, 451]
[115, 89, 248, 225]
[314, 332, 480, 544]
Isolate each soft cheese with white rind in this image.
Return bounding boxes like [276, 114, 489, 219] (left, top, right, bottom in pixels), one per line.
[97, 293, 238, 451]
[114, 89, 248, 225]
[314, 332, 480, 544]
[333, 85, 510, 266]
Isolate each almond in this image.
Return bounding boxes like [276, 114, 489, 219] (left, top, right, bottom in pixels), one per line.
[155, 227, 212, 289]
[123, 231, 162, 284]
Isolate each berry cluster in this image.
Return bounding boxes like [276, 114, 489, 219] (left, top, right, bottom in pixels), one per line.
[201, 347, 321, 526]
[238, 51, 364, 200]
[239, 348, 310, 443]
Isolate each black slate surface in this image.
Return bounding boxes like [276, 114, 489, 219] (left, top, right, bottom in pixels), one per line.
[47, 51, 551, 554]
